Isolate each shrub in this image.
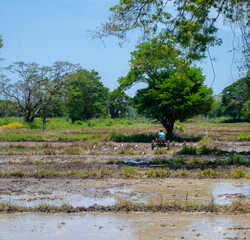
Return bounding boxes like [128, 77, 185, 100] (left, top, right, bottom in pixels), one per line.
[214, 158, 223, 164]
[198, 145, 213, 154]
[226, 153, 247, 164]
[179, 145, 197, 155]
[74, 120, 84, 125]
[0, 123, 26, 129]
[144, 168, 172, 178]
[229, 168, 248, 178]
[173, 156, 185, 164]
[174, 120, 184, 132]
[198, 168, 218, 178]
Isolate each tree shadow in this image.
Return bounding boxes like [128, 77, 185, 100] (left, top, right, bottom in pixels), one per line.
[110, 132, 202, 143]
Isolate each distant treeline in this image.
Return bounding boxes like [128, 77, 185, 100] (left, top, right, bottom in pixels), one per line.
[0, 61, 249, 124]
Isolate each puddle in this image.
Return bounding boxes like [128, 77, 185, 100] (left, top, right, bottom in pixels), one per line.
[212, 183, 250, 205]
[0, 179, 249, 208]
[123, 158, 153, 164]
[0, 191, 117, 208]
[131, 179, 250, 206]
[0, 212, 249, 240]
[123, 155, 250, 165]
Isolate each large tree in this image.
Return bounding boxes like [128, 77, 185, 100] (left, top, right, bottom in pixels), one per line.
[0, 61, 78, 123]
[94, 0, 248, 65]
[65, 69, 109, 123]
[119, 39, 214, 136]
[221, 76, 250, 121]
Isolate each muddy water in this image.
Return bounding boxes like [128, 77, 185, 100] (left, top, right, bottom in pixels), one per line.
[0, 212, 249, 240]
[0, 179, 249, 208]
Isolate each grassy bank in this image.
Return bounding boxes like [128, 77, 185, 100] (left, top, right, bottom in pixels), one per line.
[0, 167, 248, 179]
[0, 199, 249, 214]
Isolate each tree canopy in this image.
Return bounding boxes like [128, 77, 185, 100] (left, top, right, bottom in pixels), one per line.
[119, 39, 214, 136]
[94, 0, 249, 64]
[222, 76, 250, 121]
[108, 89, 131, 119]
[65, 69, 109, 123]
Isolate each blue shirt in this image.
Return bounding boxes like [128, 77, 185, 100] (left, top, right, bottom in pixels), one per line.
[158, 132, 166, 140]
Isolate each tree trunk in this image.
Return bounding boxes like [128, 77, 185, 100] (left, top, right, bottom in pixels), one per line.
[161, 120, 175, 140]
[43, 116, 47, 125]
[24, 112, 34, 123]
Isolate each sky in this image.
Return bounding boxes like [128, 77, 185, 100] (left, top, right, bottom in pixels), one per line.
[0, 0, 244, 96]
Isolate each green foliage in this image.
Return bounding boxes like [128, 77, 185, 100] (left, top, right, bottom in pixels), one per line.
[0, 61, 78, 123]
[95, 0, 230, 61]
[179, 145, 219, 155]
[222, 77, 250, 121]
[108, 89, 131, 118]
[119, 167, 140, 177]
[214, 158, 223, 164]
[65, 69, 109, 122]
[204, 94, 225, 118]
[235, 132, 250, 141]
[173, 156, 185, 164]
[241, 100, 250, 122]
[0, 100, 22, 117]
[119, 39, 213, 136]
[226, 153, 248, 164]
[95, 0, 248, 69]
[179, 145, 198, 155]
[199, 145, 214, 154]
[198, 168, 218, 178]
[187, 157, 209, 165]
[229, 168, 248, 178]
[144, 168, 172, 178]
[174, 120, 184, 132]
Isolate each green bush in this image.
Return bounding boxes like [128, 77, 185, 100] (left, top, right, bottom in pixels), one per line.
[179, 145, 197, 155]
[198, 168, 218, 178]
[226, 153, 248, 164]
[173, 156, 185, 164]
[229, 168, 248, 178]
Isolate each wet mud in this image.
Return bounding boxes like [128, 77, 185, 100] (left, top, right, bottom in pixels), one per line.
[0, 125, 249, 239]
[0, 212, 249, 240]
[0, 178, 249, 208]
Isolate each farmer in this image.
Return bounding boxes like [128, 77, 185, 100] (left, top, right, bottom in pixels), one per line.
[157, 130, 166, 141]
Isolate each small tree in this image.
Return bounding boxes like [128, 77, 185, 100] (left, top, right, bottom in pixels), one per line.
[108, 89, 130, 119]
[65, 69, 109, 123]
[221, 77, 250, 121]
[119, 39, 214, 137]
